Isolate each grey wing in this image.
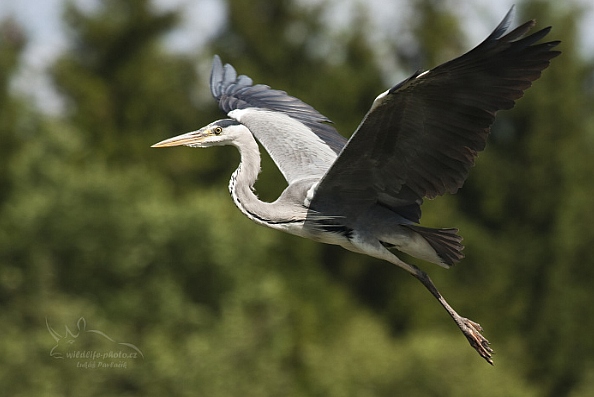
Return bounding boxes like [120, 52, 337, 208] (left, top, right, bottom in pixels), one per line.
[309, 7, 560, 224]
[210, 56, 347, 183]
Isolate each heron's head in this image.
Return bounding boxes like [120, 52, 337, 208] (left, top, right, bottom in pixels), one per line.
[152, 119, 245, 148]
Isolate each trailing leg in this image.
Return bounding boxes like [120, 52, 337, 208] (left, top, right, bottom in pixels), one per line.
[348, 234, 493, 364]
[410, 266, 493, 364]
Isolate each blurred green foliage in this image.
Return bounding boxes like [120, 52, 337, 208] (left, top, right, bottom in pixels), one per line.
[1, 0, 593, 395]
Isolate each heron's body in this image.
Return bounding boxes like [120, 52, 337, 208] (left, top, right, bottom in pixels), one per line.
[223, 116, 449, 266]
[153, 7, 560, 364]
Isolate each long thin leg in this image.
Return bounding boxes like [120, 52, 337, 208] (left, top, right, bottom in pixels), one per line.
[348, 235, 493, 364]
[410, 265, 493, 364]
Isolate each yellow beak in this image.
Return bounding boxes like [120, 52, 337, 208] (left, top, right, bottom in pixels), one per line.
[151, 131, 204, 148]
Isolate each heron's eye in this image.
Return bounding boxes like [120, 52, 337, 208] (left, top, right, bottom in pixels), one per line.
[213, 127, 223, 135]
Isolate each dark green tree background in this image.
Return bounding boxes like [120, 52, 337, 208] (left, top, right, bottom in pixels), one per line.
[1, 0, 593, 395]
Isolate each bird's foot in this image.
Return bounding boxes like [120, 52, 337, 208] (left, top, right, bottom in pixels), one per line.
[458, 317, 493, 365]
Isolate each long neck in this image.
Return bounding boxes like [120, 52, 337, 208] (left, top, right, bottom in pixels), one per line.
[229, 131, 305, 227]
[228, 131, 262, 217]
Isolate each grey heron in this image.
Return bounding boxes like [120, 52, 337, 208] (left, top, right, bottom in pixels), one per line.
[153, 7, 560, 364]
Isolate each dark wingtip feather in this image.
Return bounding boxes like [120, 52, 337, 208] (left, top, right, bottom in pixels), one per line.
[210, 55, 224, 99]
[487, 5, 517, 41]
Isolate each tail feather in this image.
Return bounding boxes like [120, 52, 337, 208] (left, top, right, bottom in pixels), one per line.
[404, 225, 465, 267]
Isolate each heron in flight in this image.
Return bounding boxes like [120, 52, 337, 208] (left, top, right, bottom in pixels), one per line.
[153, 7, 559, 364]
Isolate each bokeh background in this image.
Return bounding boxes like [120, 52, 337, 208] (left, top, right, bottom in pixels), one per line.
[1, 0, 593, 395]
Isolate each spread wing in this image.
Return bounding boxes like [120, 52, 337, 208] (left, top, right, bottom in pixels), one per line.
[309, 7, 560, 224]
[210, 56, 347, 183]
